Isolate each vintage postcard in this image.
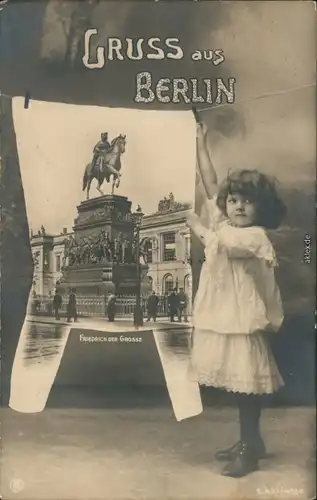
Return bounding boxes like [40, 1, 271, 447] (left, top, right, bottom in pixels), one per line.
[1, 1, 315, 500]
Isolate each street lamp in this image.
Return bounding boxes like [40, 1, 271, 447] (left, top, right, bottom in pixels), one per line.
[132, 208, 144, 327]
[152, 236, 159, 293]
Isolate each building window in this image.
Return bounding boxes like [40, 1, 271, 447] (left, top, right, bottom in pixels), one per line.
[162, 232, 176, 262]
[163, 274, 173, 294]
[56, 254, 61, 272]
[146, 241, 153, 263]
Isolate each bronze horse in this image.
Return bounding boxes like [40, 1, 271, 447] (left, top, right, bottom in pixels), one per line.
[83, 134, 126, 200]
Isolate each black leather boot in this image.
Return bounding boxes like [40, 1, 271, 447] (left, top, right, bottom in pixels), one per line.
[215, 441, 242, 461]
[221, 442, 259, 478]
[215, 438, 266, 462]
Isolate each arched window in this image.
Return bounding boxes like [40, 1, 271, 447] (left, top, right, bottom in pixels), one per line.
[163, 274, 173, 295]
[184, 274, 191, 294]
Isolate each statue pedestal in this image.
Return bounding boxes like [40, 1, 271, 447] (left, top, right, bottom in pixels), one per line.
[58, 195, 150, 313]
[74, 194, 134, 239]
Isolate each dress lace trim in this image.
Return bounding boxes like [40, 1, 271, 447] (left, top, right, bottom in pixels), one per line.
[193, 371, 284, 395]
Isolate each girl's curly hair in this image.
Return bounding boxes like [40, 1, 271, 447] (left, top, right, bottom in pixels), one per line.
[216, 169, 287, 229]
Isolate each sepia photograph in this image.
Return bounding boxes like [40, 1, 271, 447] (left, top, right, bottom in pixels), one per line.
[8, 99, 198, 415]
[1, 1, 315, 500]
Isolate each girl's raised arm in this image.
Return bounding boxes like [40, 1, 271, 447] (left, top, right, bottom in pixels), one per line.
[196, 122, 218, 199]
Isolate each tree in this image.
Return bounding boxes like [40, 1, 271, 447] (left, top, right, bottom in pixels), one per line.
[53, 0, 99, 66]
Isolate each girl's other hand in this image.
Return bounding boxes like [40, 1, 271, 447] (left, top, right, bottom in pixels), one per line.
[186, 211, 199, 229]
[186, 212, 207, 242]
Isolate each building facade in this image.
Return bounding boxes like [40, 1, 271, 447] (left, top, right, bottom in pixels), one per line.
[140, 197, 192, 300]
[30, 194, 192, 303]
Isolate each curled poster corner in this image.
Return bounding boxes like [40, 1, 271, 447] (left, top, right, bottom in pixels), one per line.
[153, 329, 203, 422]
[9, 313, 71, 413]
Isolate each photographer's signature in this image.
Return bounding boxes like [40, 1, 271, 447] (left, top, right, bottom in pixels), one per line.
[257, 486, 305, 497]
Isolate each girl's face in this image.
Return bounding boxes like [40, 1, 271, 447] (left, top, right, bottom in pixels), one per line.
[226, 193, 257, 227]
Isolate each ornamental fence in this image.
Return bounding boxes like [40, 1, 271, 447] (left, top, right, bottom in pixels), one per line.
[29, 294, 192, 318]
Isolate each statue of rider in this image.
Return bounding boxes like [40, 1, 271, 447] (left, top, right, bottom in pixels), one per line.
[92, 132, 111, 171]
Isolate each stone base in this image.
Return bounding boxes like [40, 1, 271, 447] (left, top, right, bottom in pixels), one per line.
[59, 262, 149, 296]
[58, 193, 151, 312]
[74, 194, 134, 240]
[58, 263, 114, 296]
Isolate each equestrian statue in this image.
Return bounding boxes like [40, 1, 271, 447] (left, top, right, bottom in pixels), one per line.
[83, 132, 127, 200]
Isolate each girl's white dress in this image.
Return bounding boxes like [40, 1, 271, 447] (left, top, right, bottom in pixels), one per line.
[189, 196, 284, 395]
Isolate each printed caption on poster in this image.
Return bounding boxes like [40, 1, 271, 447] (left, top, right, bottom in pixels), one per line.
[79, 334, 143, 343]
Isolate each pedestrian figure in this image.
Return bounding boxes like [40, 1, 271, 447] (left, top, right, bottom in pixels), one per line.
[34, 294, 41, 313]
[107, 292, 116, 322]
[147, 291, 159, 322]
[168, 288, 179, 322]
[53, 290, 62, 320]
[187, 121, 286, 478]
[177, 287, 188, 322]
[67, 288, 78, 323]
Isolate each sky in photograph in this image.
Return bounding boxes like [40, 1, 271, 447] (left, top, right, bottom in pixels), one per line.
[13, 99, 196, 235]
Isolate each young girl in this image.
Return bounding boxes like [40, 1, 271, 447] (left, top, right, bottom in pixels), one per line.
[187, 121, 286, 478]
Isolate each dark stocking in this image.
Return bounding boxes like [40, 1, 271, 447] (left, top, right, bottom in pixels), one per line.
[236, 393, 264, 449]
